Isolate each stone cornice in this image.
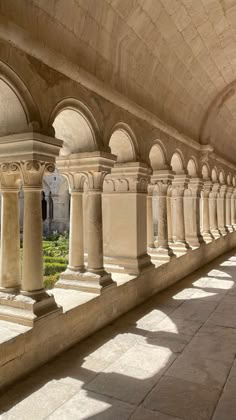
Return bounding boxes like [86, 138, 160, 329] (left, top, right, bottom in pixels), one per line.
[103, 162, 150, 193]
[56, 151, 116, 174]
[0, 132, 62, 162]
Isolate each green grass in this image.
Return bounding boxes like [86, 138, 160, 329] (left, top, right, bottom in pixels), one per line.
[42, 233, 69, 289]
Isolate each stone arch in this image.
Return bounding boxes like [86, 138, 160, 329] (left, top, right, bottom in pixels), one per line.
[219, 170, 225, 184]
[187, 157, 198, 178]
[50, 98, 102, 156]
[0, 60, 41, 136]
[211, 167, 218, 182]
[149, 141, 168, 170]
[201, 163, 210, 180]
[170, 150, 185, 174]
[108, 123, 138, 163]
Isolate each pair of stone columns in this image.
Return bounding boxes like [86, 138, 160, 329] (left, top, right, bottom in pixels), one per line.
[56, 152, 117, 293]
[147, 170, 175, 263]
[148, 172, 205, 260]
[0, 133, 63, 325]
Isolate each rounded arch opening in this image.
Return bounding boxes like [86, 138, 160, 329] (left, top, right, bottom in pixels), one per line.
[170, 151, 185, 174]
[53, 107, 97, 156]
[219, 170, 225, 184]
[0, 61, 41, 136]
[211, 168, 218, 182]
[109, 129, 136, 163]
[187, 158, 198, 177]
[227, 174, 232, 185]
[149, 143, 167, 170]
[201, 163, 210, 180]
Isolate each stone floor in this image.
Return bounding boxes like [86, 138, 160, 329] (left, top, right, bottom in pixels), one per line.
[1, 251, 236, 419]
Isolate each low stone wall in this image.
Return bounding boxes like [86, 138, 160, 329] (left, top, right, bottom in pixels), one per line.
[1, 232, 236, 390]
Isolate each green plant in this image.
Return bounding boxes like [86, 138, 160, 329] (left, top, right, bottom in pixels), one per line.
[44, 262, 67, 276]
[44, 255, 67, 264]
[43, 273, 60, 289]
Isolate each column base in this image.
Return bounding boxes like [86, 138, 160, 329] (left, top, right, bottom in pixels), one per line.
[202, 231, 214, 243]
[56, 269, 116, 294]
[149, 246, 176, 264]
[104, 253, 154, 275]
[185, 235, 204, 248]
[210, 229, 221, 239]
[171, 241, 190, 256]
[226, 225, 234, 233]
[0, 290, 62, 326]
[219, 227, 228, 236]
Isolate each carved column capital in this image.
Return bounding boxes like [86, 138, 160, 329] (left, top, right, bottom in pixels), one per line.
[19, 160, 55, 189]
[104, 163, 150, 194]
[202, 179, 212, 197]
[0, 162, 21, 190]
[185, 178, 203, 198]
[60, 171, 87, 193]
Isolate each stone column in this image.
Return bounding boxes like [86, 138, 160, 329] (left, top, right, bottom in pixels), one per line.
[56, 151, 116, 293]
[151, 170, 175, 263]
[201, 180, 213, 242]
[147, 185, 154, 249]
[231, 188, 236, 230]
[217, 184, 227, 235]
[68, 191, 84, 270]
[103, 162, 153, 274]
[56, 172, 86, 289]
[184, 178, 204, 247]
[0, 167, 21, 293]
[167, 186, 173, 244]
[171, 174, 189, 255]
[226, 186, 234, 232]
[0, 132, 63, 326]
[209, 183, 221, 238]
[20, 161, 60, 314]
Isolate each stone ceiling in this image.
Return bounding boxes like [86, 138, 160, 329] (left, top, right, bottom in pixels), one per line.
[1, 0, 236, 157]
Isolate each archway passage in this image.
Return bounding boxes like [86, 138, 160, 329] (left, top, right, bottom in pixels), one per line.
[109, 129, 136, 163]
[53, 108, 96, 156]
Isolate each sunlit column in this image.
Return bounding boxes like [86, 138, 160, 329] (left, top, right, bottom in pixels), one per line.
[226, 186, 234, 232]
[147, 185, 154, 249]
[201, 180, 213, 242]
[0, 167, 21, 292]
[184, 178, 203, 247]
[217, 184, 227, 235]
[231, 188, 236, 230]
[209, 183, 221, 238]
[171, 174, 189, 255]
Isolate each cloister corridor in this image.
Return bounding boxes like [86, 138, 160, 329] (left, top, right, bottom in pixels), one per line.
[1, 250, 236, 420]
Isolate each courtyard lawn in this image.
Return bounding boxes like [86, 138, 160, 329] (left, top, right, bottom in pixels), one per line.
[43, 232, 69, 289]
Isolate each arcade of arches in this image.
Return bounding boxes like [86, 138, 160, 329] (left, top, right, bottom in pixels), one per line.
[2, 1, 236, 401]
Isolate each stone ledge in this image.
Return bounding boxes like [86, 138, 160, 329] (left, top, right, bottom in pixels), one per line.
[1, 232, 236, 390]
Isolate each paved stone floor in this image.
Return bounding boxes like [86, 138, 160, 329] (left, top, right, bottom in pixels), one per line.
[1, 251, 236, 419]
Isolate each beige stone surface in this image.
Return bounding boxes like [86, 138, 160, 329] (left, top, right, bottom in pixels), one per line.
[2, 249, 236, 418]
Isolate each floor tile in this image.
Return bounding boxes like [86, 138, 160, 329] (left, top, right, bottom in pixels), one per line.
[47, 390, 136, 420]
[143, 375, 221, 420]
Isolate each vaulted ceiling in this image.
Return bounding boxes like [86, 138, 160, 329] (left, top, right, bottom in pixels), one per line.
[1, 0, 236, 158]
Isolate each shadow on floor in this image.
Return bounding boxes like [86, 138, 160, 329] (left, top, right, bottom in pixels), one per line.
[1, 250, 236, 419]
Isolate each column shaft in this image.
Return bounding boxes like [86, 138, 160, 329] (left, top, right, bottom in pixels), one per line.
[0, 190, 20, 291]
[209, 184, 221, 238]
[87, 190, 104, 273]
[22, 189, 44, 292]
[147, 192, 154, 248]
[68, 191, 84, 271]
